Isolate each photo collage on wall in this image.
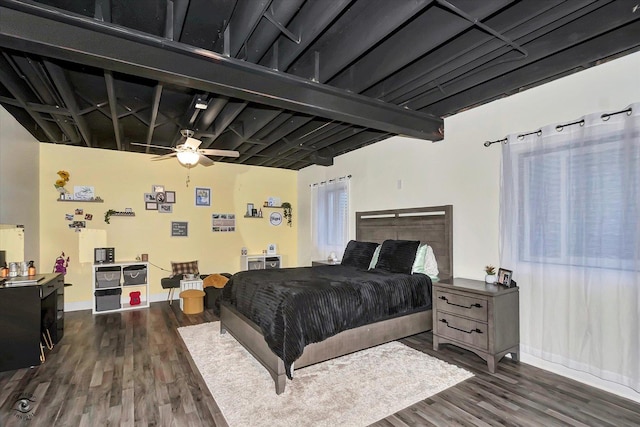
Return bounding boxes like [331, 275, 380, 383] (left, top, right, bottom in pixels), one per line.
[144, 185, 176, 213]
[65, 207, 91, 231]
[212, 213, 236, 232]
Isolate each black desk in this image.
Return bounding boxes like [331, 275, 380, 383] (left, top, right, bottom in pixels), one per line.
[0, 273, 65, 371]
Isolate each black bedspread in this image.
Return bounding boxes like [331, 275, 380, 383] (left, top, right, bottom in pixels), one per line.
[221, 265, 432, 377]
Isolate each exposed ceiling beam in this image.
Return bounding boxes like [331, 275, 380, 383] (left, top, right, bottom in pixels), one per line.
[43, 60, 92, 147]
[145, 84, 163, 153]
[104, 70, 123, 150]
[0, 53, 61, 142]
[0, 1, 443, 141]
[0, 95, 71, 115]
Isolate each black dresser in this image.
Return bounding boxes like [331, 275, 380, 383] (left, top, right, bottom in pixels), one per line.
[0, 273, 65, 372]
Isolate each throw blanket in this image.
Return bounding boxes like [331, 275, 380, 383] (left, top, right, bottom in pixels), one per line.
[222, 265, 432, 377]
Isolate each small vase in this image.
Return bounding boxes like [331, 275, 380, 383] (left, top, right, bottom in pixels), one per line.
[485, 274, 497, 284]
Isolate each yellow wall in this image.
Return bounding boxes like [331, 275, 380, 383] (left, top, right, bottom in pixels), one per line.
[39, 144, 297, 304]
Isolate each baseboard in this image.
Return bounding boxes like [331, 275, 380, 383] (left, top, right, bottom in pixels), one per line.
[521, 352, 640, 404]
[64, 300, 92, 312]
[64, 292, 177, 312]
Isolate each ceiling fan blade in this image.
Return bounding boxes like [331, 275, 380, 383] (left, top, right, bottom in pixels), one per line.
[198, 155, 215, 167]
[151, 153, 178, 161]
[183, 136, 202, 150]
[131, 142, 176, 151]
[199, 149, 240, 158]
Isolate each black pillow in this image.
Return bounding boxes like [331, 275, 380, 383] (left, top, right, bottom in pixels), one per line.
[375, 240, 421, 274]
[341, 240, 379, 269]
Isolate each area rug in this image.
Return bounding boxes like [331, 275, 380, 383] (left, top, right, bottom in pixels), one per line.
[178, 322, 473, 427]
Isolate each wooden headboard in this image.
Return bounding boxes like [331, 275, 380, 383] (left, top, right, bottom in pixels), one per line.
[355, 205, 453, 280]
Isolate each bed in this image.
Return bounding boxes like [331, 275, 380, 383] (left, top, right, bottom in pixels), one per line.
[220, 205, 453, 394]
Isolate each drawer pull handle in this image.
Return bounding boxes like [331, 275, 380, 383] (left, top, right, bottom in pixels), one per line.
[440, 319, 483, 334]
[439, 296, 482, 309]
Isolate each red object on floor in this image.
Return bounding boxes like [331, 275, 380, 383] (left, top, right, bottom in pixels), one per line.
[129, 291, 141, 306]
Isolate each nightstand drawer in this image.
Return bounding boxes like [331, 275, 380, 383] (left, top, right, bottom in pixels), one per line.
[434, 290, 488, 322]
[434, 313, 488, 350]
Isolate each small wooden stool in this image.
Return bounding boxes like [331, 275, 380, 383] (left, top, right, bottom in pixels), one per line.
[179, 289, 205, 314]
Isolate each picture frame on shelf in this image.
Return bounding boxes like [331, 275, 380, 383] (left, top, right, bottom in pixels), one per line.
[145, 202, 158, 210]
[246, 203, 254, 216]
[195, 187, 211, 206]
[165, 191, 176, 203]
[74, 185, 95, 200]
[497, 268, 513, 288]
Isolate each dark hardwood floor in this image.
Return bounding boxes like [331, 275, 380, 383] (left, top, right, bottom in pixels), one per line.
[1, 302, 639, 426]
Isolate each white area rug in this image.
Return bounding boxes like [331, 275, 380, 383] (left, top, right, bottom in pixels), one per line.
[178, 321, 473, 427]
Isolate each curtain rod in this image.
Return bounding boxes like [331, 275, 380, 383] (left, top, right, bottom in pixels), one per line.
[309, 175, 352, 187]
[483, 107, 633, 147]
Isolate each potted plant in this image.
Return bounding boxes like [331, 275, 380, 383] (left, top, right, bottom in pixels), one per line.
[54, 170, 70, 198]
[484, 265, 497, 284]
[281, 202, 293, 227]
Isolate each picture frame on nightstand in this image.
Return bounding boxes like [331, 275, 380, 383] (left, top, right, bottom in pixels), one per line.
[497, 268, 513, 287]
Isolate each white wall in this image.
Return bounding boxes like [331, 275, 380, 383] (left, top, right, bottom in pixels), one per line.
[0, 106, 40, 265]
[298, 51, 640, 402]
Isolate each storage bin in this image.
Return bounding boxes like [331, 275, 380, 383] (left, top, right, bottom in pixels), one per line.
[123, 265, 147, 285]
[265, 257, 280, 269]
[248, 260, 264, 270]
[95, 266, 121, 288]
[95, 288, 122, 311]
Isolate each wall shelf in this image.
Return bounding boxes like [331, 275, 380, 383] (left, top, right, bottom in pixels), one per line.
[57, 198, 104, 203]
[244, 215, 263, 219]
[110, 212, 135, 217]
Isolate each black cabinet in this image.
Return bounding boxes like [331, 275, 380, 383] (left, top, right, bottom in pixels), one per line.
[0, 274, 65, 372]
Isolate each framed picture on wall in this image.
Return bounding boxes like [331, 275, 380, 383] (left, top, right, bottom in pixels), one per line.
[145, 202, 158, 210]
[195, 187, 211, 206]
[165, 191, 176, 203]
[158, 203, 173, 213]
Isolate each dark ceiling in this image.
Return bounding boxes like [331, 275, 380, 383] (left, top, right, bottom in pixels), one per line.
[0, 0, 638, 170]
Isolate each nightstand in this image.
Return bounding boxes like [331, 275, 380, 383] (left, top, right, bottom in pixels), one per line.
[432, 278, 519, 373]
[311, 259, 340, 266]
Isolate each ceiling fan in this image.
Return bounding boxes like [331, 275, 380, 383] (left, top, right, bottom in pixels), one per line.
[132, 130, 239, 167]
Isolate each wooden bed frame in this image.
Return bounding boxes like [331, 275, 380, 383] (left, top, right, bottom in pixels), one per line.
[220, 205, 453, 394]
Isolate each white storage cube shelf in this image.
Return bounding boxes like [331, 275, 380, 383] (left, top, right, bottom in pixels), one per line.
[241, 254, 282, 271]
[92, 261, 150, 314]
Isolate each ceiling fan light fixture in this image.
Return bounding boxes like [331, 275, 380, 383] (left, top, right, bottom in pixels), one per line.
[176, 150, 200, 166]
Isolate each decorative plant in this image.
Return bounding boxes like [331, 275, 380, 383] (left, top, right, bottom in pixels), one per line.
[281, 202, 293, 227]
[484, 265, 496, 275]
[104, 209, 117, 224]
[54, 170, 70, 194]
[53, 252, 70, 275]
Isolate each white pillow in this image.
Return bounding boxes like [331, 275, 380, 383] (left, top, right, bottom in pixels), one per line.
[411, 244, 428, 274]
[368, 245, 382, 269]
[424, 245, 439, 278]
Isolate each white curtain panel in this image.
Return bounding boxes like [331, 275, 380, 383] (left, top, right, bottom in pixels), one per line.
[499, 103, 640, 392]
[311, 178, 350, 261]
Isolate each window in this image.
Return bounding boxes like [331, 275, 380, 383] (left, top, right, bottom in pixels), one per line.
[519, 131, 639, 269]
[311, 177, 350, 260]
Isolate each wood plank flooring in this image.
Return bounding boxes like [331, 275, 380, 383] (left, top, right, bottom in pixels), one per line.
[0, 302, 638, 426]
